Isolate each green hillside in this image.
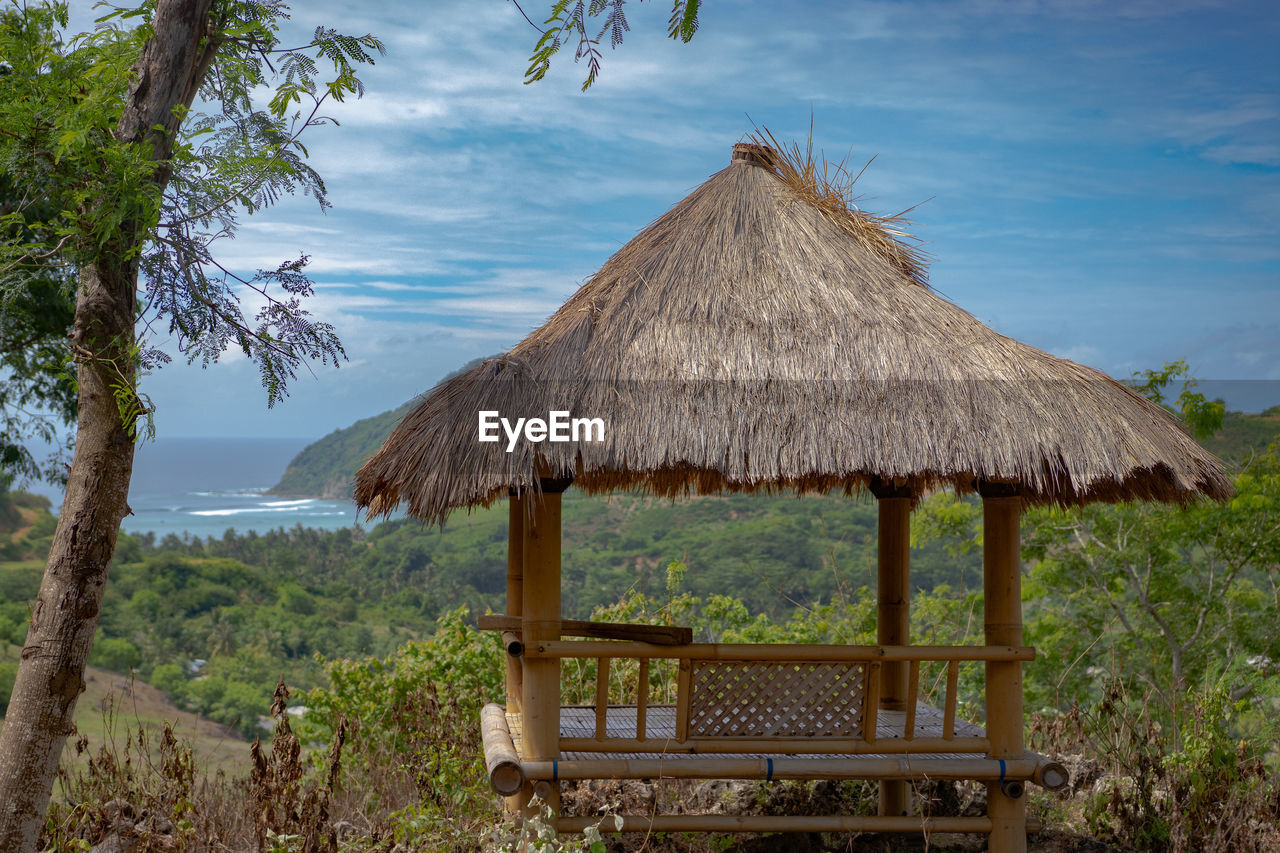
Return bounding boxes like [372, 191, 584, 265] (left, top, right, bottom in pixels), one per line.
[0, 481, 966, 739]
[270, 355, 496, 498]
[1204, 405, 1280, 467]
[0, 490, 55, 561]
[272, 382, 1280, 501]
[269, 401, 416, 498]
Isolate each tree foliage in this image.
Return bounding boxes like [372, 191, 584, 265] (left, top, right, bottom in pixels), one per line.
[0, 127, 76, 488]
[1022, 448, 1279, 709]
[0, 0, 385, 446]
[911, 362, 1279, 721]
[1126, 359, 1226, 442]
[0, 2, 385, 843]
[520, 0, 701, 90]
[0, 272, 74, 488]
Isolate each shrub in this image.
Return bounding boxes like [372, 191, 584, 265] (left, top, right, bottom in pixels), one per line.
[43, 718, 200, 851]
[149, 663, 187, 698]
[0, 661, 17, 715]
[9, 491, 51, 510]
[89, 637, 141, 674]
[1082, 678, 1280, 852]
[299, 606, 504, 850]
[0, 613, 24, 646]
[277, 582, 317, 616]
[41, 683, 349, 852]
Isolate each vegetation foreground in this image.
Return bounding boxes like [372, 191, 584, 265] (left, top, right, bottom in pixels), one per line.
[17, 603, 1280, 853]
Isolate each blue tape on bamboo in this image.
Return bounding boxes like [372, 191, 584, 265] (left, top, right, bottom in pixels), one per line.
[999, 759, 1006, 783]
[766, 758, 774, 782]
[553, 760, 559, 782]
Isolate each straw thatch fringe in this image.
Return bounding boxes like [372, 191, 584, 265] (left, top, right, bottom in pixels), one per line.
[356, 145, 1231, 526]
[744, 126, 930, 288]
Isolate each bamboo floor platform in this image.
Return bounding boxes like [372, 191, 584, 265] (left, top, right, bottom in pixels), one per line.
[508, 703, 985, 761]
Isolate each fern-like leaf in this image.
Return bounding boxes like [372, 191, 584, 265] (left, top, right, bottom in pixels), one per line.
[668, 0, 699, 42]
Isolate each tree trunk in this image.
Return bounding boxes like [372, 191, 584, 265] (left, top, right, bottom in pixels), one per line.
[0, 261, 138, 846]
[0, 2, 216, 847]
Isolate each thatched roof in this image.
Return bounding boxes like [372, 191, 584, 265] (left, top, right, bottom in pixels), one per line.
[355, 142, 1231, 525]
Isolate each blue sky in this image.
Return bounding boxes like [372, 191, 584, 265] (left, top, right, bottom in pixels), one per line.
[113, 0, 1279, 438]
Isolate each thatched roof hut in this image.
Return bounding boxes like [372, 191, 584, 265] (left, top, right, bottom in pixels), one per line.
[355, 142, 1230, 525]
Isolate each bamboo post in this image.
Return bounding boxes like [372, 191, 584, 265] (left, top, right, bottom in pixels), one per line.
[506, 491, 525, 717]
[481, 703, 525, 796]
[904, 661, 919, 739]
[943, 660, 959, 740]
[981, 482, 1026, 853]
[594, 657, 610, 740]
[520, 477, 570, 824]
[872, 477, 912, 817]
[863, 662, 880, 745]
[503, 492, 525, 816]
[636, 659, 649, 740]
[942, 655, 962, 737]
[675, 659, 692, 742]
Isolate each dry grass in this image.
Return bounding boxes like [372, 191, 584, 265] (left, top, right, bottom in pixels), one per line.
[37, 673, 1277, 852]
[742, 124, 929, 289]
[356, 132, 1230, 527]
[42, 679, 463, 852]
[43, 681, 350, 852]
[55, 667, 247, 780]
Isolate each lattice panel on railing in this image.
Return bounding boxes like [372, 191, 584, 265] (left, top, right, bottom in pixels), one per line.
[686, 661, 867, 737]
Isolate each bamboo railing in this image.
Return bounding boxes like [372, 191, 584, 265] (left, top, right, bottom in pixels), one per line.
[520, 639, 1033, 755]
[479, 624, 1068, 800]
[553, 814, 1047, 835]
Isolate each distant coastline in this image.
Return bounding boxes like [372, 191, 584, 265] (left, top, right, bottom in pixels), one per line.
[266, 402, 412, 500]
[21, 437, 368, 538]
[17, 394, 1278, 540]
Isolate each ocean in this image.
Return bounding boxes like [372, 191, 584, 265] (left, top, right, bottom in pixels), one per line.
[26, 437, 368, 540]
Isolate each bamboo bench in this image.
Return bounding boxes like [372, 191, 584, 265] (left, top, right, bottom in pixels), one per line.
[479, 621, 1068, 833]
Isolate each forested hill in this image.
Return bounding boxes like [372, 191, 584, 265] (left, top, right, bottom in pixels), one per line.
[269, 402, 415, 498]
[272, 391, 1280, 499]
[1204, 406, 1280, 465]
[269, 355, 497, 498]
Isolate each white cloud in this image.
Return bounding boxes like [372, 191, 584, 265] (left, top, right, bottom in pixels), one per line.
[1203, 143, 1280, 166]
[95, 0, 1277, 439]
